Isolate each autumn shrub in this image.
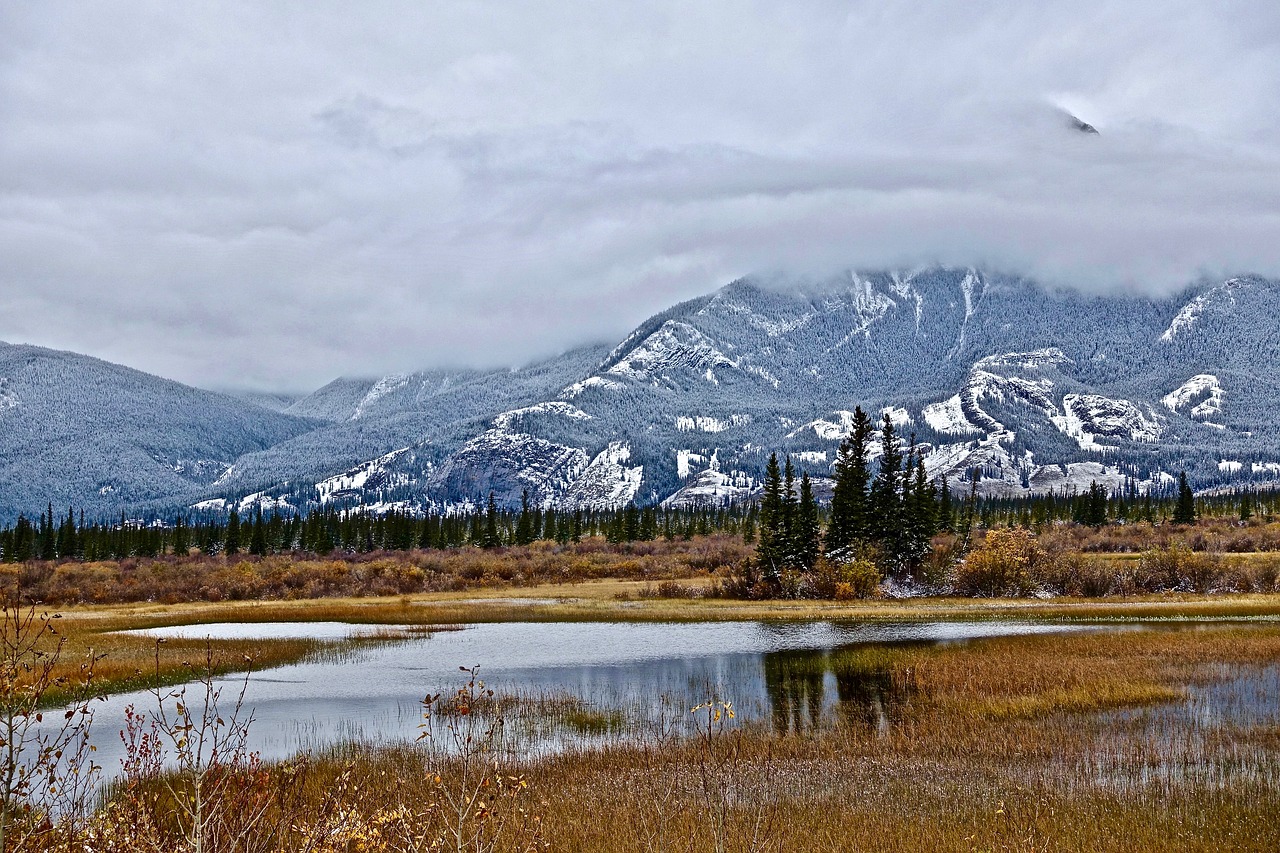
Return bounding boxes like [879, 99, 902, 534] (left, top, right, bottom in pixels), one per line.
[954, 529, 1046, 597]
[1138, 544, 1224, 592]
[1037, 551, 1115, 597]
[812, 557, 881, 600]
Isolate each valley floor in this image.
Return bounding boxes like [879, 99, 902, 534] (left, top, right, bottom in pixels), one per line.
[16, 599, 1280, 852]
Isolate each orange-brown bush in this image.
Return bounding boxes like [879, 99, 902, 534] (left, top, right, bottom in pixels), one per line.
[954, 528, 1047, 597]
[0, 536, 750, 607]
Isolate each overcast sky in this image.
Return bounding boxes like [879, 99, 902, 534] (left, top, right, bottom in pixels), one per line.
[3, 2, 1280, 391]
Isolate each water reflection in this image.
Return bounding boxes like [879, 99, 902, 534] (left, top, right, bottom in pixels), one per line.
[761, 646, 914, 734]
[64, 620, 1123, 770]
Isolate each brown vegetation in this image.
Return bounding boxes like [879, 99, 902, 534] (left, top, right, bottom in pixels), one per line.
[1, 536, 748, 607]
[14, 623, 1280, 851]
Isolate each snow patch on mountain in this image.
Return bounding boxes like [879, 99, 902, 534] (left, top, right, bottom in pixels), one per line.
[881, 406, 913, 428]
[493, 402, 592, 431]
[561, 375, 624, 398]
[676, 449, 708, 479]
[0, 379, 18, 411]
[675, 414, 751, 433]
[1161, 279, 1250, 342]
[789, 410, 858, 440]
[1051, 394, 1163, 451]
[556, 442, 643, 509]
[1219, 460, 1244, 473]
[317, 447, 412, 504]
[352, 374, 411, 420]
[606, 321, 736, 383]
[662, 467, 757, 508]
[792, 451, 828, 466]
[923, 395, 981, 436]
[1162, 374, 1225, 419]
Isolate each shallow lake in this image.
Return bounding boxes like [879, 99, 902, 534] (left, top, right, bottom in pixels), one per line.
[73, 619, 1127, 769]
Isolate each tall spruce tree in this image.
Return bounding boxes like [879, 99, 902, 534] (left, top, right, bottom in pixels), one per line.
[1173, 472, 1197, 525]
[225, 509, 241, 556]
[756, 452, 785, 583]
[826, 406, 874, 558]
[514, 489, 535, 545]
[792, 473, 821, 572]
[781, 456, 798, 568]
[482, 491, 502, 548]
[869, 415, 904, 570]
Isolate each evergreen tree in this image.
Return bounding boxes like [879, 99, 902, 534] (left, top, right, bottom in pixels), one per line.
[869, 415, 904, 571]
[780, 456, 797, 568]
[249, 506, 268, 556]
[172, 515, 190, 556]
[1172, 472, 1197, 525]
[481, 492, 502, 548]
[514, 489, 535, 545]
[755, 452, 785, 583]
[224, 509, 241, 556]
[826, 406, 875, 558]
[792, 473, 821, 572]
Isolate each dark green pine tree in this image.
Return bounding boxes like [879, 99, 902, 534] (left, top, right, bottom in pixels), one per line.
[1240, 491, 1254, 522]
[869, 415, 904, 571]
[1172, 472, 1196, 525]
[792, 472, 821, 572]
[249, 505, 268, 556]
[900, 456, 936, 571]
[171, 515, 190, 556]
[514, 489, 535, 545]
[224, 509, 242, 555]
[482, 491, 502, 548]
[755, 452, 785, 584]
[825, 405, 874, 559]
[780, 456, 798, 568]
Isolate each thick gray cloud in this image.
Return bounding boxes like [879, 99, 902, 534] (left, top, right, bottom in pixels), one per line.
[3, 1, 1279, 390]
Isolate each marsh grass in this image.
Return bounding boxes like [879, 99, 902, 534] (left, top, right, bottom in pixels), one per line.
[18, 623, 1280, 851]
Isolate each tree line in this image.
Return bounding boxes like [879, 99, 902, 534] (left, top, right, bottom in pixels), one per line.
[0, 500, 758, 563]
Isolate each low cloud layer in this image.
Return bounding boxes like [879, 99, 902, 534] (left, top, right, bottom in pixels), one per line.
[3, 1, 1279, 390]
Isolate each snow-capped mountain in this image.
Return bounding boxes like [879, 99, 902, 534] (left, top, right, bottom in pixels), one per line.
[5, 268, 1280, 521]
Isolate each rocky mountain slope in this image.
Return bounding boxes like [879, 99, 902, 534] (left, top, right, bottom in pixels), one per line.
[5, 269, 1280, 521]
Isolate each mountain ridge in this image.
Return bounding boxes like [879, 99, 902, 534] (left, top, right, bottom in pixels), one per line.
[4, 269, 1280, 521]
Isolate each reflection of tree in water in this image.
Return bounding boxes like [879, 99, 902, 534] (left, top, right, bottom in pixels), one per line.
[763, 650, 827, 734]
[763, 646, 912, 734]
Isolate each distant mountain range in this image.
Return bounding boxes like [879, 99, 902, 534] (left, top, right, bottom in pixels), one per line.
[5, 267, 1280, 522]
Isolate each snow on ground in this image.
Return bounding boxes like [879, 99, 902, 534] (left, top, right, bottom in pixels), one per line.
[606, 321, 737, 383]
[1254, 463, 1280, 475]
[1220, 460, 1244, 474]
[662, 467, 757, 508]
[1162, 374, 1225, 418]
[493, 402, 592, 431]
[0, 380, 18, 411]
[676, 449, 708, 479]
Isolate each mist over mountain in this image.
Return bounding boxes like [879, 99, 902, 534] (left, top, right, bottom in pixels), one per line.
[3, 267, 1280, 522]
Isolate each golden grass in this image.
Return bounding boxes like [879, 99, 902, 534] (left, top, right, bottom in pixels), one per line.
[20, 618, 1280, 851]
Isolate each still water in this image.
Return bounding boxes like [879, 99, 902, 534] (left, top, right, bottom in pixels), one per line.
[76, 619, 1112, 769]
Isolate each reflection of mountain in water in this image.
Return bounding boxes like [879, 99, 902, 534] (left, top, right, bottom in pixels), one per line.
[762, 647, 913, 734]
